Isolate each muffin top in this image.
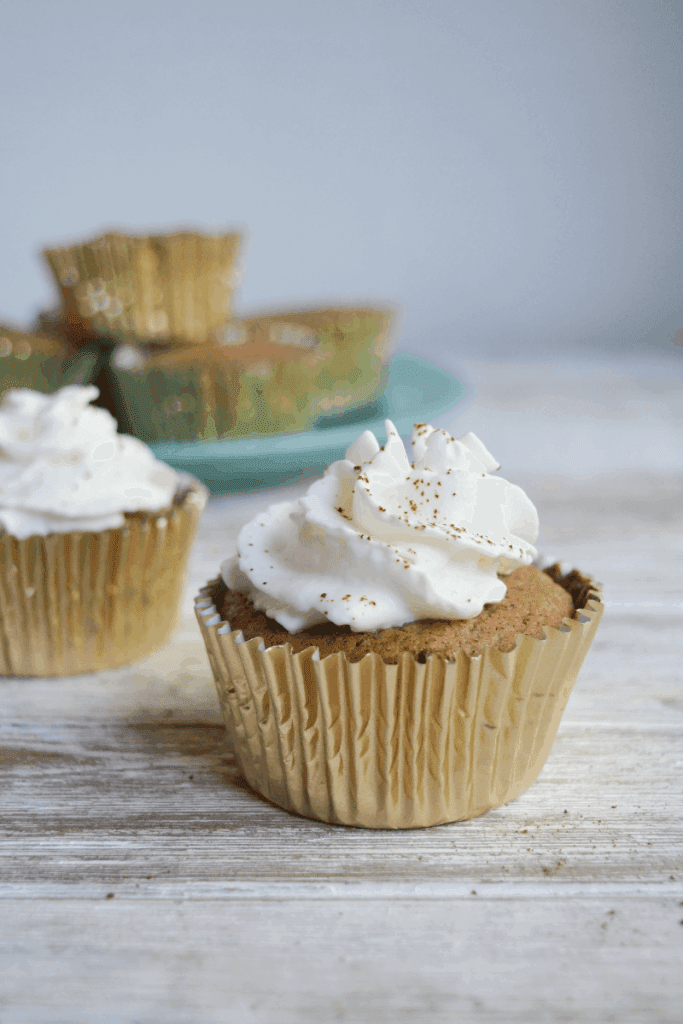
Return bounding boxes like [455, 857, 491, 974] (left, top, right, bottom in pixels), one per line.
[221, 564, 573, 662]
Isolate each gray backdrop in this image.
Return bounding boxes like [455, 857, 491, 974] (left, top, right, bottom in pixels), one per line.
[2, 0, 682, 360]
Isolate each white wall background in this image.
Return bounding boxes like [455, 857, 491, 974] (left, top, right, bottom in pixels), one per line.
[1, 0, 683, 360]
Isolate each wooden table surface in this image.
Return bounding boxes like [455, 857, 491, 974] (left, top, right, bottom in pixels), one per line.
[1, 353, 682, 1024]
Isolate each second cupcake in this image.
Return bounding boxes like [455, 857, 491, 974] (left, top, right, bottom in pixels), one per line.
[0, 385, 207, 676]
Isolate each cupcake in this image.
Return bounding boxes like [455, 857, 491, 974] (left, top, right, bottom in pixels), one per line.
[196, 420, 603, 829]
[106, 304, 397, 443]
[0, 385, 207, 676]
[0, 325, 99, 398]
[43, 228, 244, 348]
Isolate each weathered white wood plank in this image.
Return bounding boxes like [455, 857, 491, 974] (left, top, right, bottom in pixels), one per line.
[1, 722, 681, 886]
[1, 895, 682, 1024]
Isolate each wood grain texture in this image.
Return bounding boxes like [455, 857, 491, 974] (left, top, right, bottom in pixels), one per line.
[1, 721, 682, 889]
[2, 895, 682, 1024]
[1, 357, 682, 1022]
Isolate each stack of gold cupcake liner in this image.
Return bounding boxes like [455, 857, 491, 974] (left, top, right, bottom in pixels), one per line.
[195, 572, 603, 829]
[30, 227, 401, 442]
[0, 480, 207, 677]
[43, 230, 243, 347]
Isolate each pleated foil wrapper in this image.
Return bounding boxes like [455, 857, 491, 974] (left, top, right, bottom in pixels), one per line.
[43, 229, 243, 347]
[229, 305, 398, 422]
[0, 479, 207, 677]
[195, 570, 603, 829]
[107, 305, 398, 443]
[0, 325, 99, 398]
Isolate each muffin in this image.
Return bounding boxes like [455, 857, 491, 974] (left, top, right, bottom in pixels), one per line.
[196, 420, 603, 828]
[217, 562, 575, 661]
[43, 228, 243, 348]
[107, 305, 397, 443]
[0, 385, 207, 676]
[0, 325, 99, 398]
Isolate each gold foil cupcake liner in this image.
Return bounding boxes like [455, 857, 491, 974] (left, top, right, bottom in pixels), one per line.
[43, 229, 243, 347]
[195, 570, 603, 829]
[0, 479, 207, 677]
[231, 304, 398, 419]
[107, 304, 398, 443]
[0, 325, 99, 397]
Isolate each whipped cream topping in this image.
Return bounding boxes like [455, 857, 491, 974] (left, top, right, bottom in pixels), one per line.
[222, 420, 539, 632]
[0, 386, 179, 539]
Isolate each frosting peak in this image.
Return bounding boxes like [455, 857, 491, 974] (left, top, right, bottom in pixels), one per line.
[223, 420, 539, 633]
[0, 386, 179, 539]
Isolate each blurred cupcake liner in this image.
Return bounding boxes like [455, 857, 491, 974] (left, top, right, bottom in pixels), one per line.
[195, 568, 603, 829]
[0, 478, 207, 677]
[43, 228, 244, 347]
[0, 325, 99, 398]
[233, 304, 398, 418]
[106, 304, 398, 443]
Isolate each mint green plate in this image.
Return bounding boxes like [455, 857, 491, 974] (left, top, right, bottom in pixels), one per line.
[149, 352, 465, 491]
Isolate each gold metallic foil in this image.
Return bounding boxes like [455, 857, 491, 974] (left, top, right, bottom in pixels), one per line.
[43, 230, 243, 347]
[107, 305, 398, 442]
[0, 325, 99, 397]
[195, 571, 603, 829]
[0, 479, 207, 677]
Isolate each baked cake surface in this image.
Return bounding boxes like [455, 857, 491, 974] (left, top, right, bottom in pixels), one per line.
[220, 564, 574, 662]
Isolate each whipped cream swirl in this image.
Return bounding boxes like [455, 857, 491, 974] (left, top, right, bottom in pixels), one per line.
[0, 386, 179, 539]
[223, 420, 539, 632]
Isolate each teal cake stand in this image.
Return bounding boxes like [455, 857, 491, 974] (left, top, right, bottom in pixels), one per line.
[149, 352, 466, 492]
